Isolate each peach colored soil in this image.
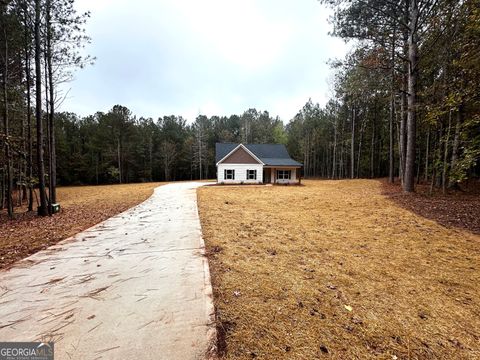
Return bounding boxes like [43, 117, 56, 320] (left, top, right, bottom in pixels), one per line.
[0, 183, 163, 269]
[197, 179, 480, 360]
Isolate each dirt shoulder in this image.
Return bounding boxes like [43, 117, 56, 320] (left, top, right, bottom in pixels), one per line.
[198, 179, 480, 359]
[381, 179, 480, 234]
[0, 182, 163, 269]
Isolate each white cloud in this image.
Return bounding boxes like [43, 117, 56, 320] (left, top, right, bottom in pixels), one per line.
[59, 0, 348, 122]
[171, 0, 293, 71]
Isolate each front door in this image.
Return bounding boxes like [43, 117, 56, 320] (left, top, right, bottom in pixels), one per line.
[263, 168, 271, 183]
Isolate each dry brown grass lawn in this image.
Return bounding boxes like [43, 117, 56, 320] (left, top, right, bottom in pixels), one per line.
[0, 182, 164, 269]
[197, 180, 480, 360]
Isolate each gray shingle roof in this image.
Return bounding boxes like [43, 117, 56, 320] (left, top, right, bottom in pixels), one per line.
[215, 143, 237, 162]
[215, 143, 302, 167]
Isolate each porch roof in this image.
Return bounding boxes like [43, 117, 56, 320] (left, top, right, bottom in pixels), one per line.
[261, 158, 302, 167]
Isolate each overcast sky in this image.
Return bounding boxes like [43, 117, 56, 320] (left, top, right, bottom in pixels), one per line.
[59, 0, 348, 122]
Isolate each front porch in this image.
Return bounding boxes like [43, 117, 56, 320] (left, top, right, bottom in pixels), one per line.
[263, 167, 301, 184]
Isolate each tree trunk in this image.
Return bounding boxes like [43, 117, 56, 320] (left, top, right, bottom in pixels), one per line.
[340, 118, 345, 178]
[149, 137, 153, 181]
[371, 108, 376, 179]
[449, 105, 463, 188]
[442, 110, 452, 194]
[95, 155, 99, 185]
[399, 3, 409, 186]
[399, 90, 407, 184]
[357, 118, 366, 178]
[2, 27, 13, 217]
[424, 126, 430, 183]
[35, 0, 48, 216]
[23, 2, 34, 211]
[404, 0, 419, 193]
[44, 50, 52, 214]
[198, 126, 203, 180]
[303, 136, 307, 178]
[117, 137, 122, 184]
[395, 110, 402, 179]
[389, 27, 396, 183]
[0, 168, 4, 210]
[416, 143, 421, 185]
[435, 124, 443, 188]
[46, 0, 56, 204]
[332, 118, 337, 179]
[164, 157, 169, 182]
[351, 106, 355, 179]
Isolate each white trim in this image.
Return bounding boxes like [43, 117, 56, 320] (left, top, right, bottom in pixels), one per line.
[216, 144, 265, 166]
[216, 163, 260, 166]
[269, 167, 298, 184]
[277, 169, 292, 180]
[224, 169, 235, 180]
[246, 169, 257, 180]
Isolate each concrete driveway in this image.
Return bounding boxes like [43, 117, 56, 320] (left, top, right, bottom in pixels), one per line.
[0, 182, 215, 359]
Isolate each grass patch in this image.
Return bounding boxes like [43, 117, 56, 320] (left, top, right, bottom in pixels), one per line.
[198, 179, 480, 359]
[0, 182, 164, 269]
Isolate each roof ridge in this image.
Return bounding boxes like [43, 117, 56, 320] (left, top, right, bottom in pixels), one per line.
[215, 142, 285, 145]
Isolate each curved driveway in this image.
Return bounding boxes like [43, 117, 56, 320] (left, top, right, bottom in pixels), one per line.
[0, 182, 215, 359]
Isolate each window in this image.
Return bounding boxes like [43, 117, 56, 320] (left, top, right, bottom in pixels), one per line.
[247, 169, 257, 180]
[224, 169, 235, 180]
[277, 170, 291, 180]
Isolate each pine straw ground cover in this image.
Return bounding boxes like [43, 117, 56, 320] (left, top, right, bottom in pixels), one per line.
[0, 182, 163, 269]
[197, 180, 480, 360]
[381, 180, 480, 235]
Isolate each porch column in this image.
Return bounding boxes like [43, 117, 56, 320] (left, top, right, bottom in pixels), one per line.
[271, 168, 275, 184]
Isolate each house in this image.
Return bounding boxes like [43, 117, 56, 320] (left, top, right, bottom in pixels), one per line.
[215, 143, 302, 184]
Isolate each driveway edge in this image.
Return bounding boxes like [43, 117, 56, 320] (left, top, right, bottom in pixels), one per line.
[195, 186, 218, 359]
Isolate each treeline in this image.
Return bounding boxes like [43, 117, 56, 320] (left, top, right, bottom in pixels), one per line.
[54, 107, 287, 184]
[301, 0, 480, 192]
[0, 0, 90, 217]
[2, 0, 479, 219]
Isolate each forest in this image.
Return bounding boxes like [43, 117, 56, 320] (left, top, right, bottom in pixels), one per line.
[1, 0, 479, 218]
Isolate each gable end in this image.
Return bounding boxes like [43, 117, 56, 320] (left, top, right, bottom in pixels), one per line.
[221, 146, 262, 164]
